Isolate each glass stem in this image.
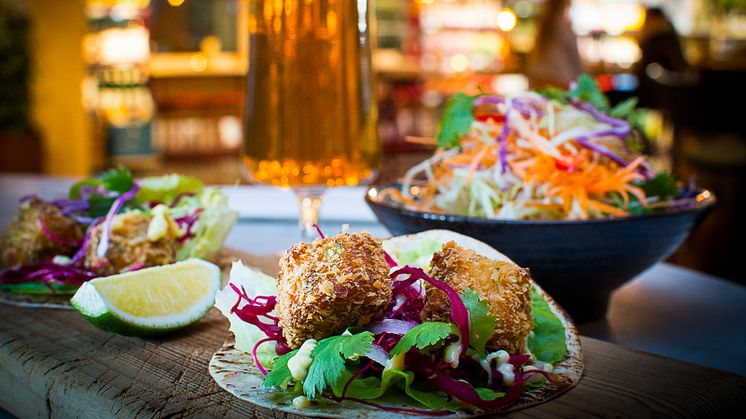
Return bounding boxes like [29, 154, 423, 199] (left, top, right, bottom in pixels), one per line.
[295, 188, 324, 241]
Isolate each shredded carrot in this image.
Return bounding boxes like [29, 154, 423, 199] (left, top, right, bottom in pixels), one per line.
[398, 93, 657, 219]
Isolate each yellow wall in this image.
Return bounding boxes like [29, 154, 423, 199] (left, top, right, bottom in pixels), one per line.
[29, 0, 92, 176]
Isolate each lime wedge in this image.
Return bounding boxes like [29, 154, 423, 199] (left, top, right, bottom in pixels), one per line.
[71, 259, 221, 336]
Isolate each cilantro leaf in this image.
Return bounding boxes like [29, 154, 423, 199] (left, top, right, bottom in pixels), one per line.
[263, 349, 298, 390]
[570, 74, 609, 112]
[535, 86, 570, 104]
[303, 331, 374, 399]
[460, 288, 496, 357]
[437, 93, 476, 149]
[528, 286, 566, 365]
[636, 172, 678, 198]
[100, 166, 135, 193]
[390, 322, 456, 356]
[609, 97, 638, 119]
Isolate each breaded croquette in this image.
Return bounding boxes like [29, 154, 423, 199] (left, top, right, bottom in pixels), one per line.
[0, 197, 84, 266]
[85, 211, 178, 275]
[276, 231, 392, 349]
[422, 241, 533, 354]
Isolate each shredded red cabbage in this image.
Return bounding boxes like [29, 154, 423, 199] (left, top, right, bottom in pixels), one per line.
[384, 251, 397, 268]
[70, 218, 103, 265]
[366, 319, 418, 336]
[390, 266, 470, 357]
[169, 192, 196, 207]
[341, 358, 376, 397]
[407, 351, 527, 410]
[508, 353, 531, 366]
[496, 103, 513, 174]
[0, 261, 98, 289]
[312, 223, 326, 239]
[364, 343, 392, 366]
[384, 278, 425, 323]
[252, 337, 275, 376]
[229, 283, 290, 363]
[96, 182, 140, 259]
[125, 263, 145, 272]
[175, 208, 203, 243]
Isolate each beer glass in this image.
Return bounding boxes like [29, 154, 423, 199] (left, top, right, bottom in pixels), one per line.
[242, 0, 380, 239]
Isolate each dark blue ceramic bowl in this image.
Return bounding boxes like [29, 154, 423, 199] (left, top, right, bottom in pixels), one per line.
[366, 183, 716, 322]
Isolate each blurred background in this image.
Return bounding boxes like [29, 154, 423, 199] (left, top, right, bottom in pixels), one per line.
[0, 0, 744, 282]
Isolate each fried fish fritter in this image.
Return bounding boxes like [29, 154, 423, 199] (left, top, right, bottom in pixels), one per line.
[422, 241, 533, 354]
[0, 197, 84, 266]
[85, 211, 178, 275]
[275, 231, 392, 349]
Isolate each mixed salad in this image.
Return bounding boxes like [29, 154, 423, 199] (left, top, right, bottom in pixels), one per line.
[0, 167, 237, 294]
[393, 75, 694, 220]
[215, 232, 569, 415]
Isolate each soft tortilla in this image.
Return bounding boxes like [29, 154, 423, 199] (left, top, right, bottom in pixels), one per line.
[209, 230, 583, 417]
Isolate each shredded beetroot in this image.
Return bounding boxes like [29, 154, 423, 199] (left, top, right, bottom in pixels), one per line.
[38, 217, 81, 247]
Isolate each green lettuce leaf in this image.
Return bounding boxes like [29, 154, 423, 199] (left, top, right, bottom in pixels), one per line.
[528, 286, 566, 364]
[397, 239, 442, 268]
[214, 261, 278, 368]
[331, 368, 461, 411]
[135, 174, 204, 204]
[461, 288, 497, 357]
[176, 187, 238, 260]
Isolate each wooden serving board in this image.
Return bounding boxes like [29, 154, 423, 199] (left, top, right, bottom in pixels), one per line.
[1, 249, 744, 418]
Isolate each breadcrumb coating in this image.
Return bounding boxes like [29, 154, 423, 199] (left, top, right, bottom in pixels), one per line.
[85, 211, 177, 275]
[422, 241, 533, 354]
[276, 231, 392, 349]
[0, 198, 83, 266]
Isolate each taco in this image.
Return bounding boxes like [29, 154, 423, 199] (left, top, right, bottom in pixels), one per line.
[209, 229, 582, 416]
[0, 167, 237, 308]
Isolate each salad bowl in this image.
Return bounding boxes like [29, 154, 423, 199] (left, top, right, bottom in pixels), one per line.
[366, 182, 715, 322]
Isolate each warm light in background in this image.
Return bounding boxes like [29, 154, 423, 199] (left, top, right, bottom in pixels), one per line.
[190, 53, 208, 72]
[571, 2, 646, 36]
[98, 26, 150, 66]
[497, 8, 517, 32]
[449, 53, 469, 72]
[167, 0, 186, 6]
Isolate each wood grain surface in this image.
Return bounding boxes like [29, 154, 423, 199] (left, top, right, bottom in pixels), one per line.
[1, 250, 745, 418]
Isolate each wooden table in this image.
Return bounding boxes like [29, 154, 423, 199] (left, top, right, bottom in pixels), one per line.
[1, 292, 745, 418]
[1, 174, 746, 417]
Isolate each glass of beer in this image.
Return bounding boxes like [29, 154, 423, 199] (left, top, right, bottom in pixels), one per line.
[242, 0, 380, 239]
